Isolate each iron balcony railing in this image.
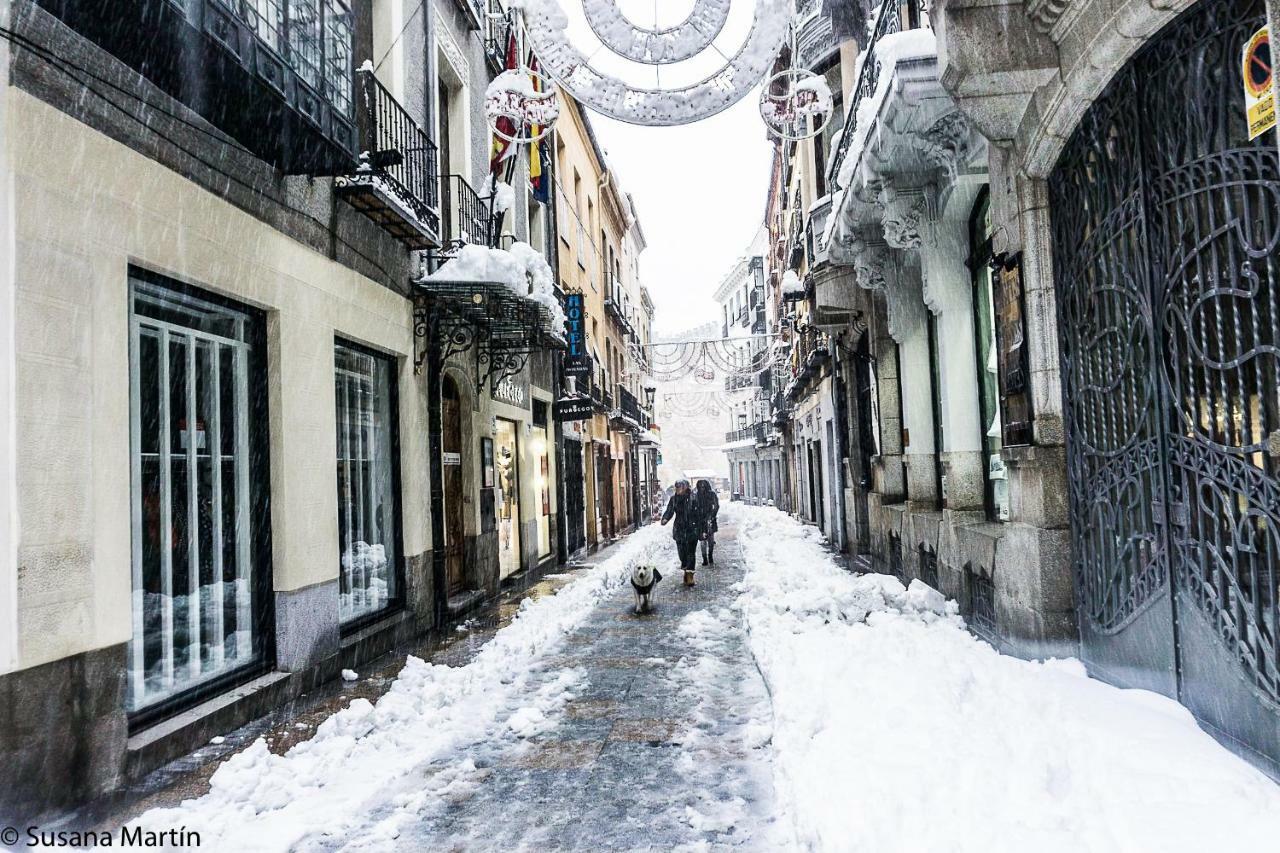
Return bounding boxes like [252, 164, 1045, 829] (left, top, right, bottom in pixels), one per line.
[725, 422, 769, 443]
[617, 385, 644, 426]
[484, 0, 513, 71]
[346, 67, 440, 244]
[443, 175, 497, 247]
[828, 0, 928, 190]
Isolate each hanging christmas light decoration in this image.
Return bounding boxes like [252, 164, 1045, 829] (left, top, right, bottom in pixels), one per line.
[513, 0, 790, 126]
[485, 67, 561, 143]
[759, 68, 834, 140]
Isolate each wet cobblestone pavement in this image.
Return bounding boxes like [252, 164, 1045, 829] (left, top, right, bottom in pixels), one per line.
[362, 523, 779, 851]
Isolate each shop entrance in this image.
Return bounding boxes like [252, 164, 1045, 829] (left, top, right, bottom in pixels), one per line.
[442, 376, 465, 596]
[495, 418, 522, 578]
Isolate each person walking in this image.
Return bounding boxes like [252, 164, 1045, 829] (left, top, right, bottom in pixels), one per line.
[694, 479, 719, 566]
[661, 479, 701, 586]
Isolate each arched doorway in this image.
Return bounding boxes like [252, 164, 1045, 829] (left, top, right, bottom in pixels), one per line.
[441, 376, 465, 596]
[1050, 0, 1280, 768]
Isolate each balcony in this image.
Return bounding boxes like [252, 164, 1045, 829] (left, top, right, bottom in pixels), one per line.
[37, 0, 358, 174]
[827, 0, 932, 191]
[807, 196, 833, 267]
[335, 69, 441, 249]
[612, 385, 644, 431]
[604, 278, 637, 337]
[483, 0, 514, 72]
[441, 175, 498, 248]
[795, 9, 838, 71]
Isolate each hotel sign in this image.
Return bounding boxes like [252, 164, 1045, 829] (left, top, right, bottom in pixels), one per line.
[563, 291, 590, 377]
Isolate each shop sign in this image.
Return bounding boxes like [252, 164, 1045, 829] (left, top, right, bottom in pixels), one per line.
[1243, 26, 1275, 140]
[992, 253, 1034, 447]
[555, 397, 594, 421]
[492, 374, 528, 406]
[563, 292, 590, 377]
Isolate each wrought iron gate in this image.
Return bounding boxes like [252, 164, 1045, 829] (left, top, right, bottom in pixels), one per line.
[1050, 0, 1280, 769]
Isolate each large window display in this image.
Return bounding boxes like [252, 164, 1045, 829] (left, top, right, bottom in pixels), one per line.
[128, 273, 267, 714]
[532, 402, 552, 560]
[334, 340, 400, 623]
[495, 418, 522, 578]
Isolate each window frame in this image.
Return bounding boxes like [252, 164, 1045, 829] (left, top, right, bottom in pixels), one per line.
[126, 267, 275, 732]
[333, 336, 406, 634]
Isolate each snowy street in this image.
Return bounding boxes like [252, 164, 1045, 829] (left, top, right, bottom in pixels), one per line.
[103, 504, 1280, 851]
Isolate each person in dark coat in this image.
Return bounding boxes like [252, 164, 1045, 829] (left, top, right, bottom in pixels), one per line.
[661, 479, 701, 584]
[694, 479, 719, 566]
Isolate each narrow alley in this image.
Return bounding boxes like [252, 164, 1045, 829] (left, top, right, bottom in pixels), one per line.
[80, 506, 1280, 852]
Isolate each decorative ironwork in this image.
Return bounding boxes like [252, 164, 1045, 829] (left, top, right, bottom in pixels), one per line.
[336, 68, 441, 248]
[411, 279, 565, 385]
[1050, 0, 1280, 717]
[965, 564, 996, 641]
[919, 544, 938, 590]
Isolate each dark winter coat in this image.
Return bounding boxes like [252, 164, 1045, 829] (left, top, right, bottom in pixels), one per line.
[695, 491, 719, 534]
[662, 492, 702, 542]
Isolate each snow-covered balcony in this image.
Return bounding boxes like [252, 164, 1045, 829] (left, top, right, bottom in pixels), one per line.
[824, 0, 985, 257]
[414, 243, 567, 382]
[334, 66, 442, 250]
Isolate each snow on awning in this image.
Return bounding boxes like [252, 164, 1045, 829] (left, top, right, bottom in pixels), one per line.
[636, 429, 662, 447]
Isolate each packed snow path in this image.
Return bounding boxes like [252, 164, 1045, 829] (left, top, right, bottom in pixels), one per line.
[127, 504, 1280, 852]
[134, 519, 780, 851]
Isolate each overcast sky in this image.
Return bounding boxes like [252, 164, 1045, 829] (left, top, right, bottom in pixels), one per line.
[588, 96, 774, 338]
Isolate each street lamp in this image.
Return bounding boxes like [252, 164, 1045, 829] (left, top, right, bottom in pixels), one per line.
[642, 383, 656, 411]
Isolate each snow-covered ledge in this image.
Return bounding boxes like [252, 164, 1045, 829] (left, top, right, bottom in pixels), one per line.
[419, 242, 568, 340]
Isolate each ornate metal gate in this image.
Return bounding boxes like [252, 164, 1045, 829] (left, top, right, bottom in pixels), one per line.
[1050, 0, 1280, 768]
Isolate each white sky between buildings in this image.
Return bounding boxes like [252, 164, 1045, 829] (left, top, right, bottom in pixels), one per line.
[592, 97, 774, 336]
[556, 0, 777, 337]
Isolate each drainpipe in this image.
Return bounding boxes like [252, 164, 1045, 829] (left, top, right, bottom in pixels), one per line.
[425, 308, 449, 626]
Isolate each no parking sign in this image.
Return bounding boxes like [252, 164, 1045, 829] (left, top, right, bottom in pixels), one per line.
[1242, 25, 1274, 140]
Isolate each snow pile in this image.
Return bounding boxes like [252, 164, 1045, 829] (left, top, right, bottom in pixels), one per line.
[127, 524, 676, 851]
[780, 270, 804, 296]
[481, 175, 516, 215]
[421, 242, 567, 338]
[729, 503, 1280, 852]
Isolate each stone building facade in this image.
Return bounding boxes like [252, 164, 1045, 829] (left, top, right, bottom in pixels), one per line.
[808, 0, 1280, 774]
[0, 0, 577, 818]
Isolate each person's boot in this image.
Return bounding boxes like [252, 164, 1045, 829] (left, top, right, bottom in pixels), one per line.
[709, 544, 715, 565]
[684, 569, 695, 587]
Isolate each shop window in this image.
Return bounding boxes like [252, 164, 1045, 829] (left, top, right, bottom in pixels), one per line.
[128, 271, 270, 718]
[334, 340, 401, 624]
[495, 418, 523, 578]
[970, 192, 1011, 521]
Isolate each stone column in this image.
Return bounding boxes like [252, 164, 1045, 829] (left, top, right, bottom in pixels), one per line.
[874, 193, 941, 508]
[885, 182, 985, 511]
[869, 292, 905, 501]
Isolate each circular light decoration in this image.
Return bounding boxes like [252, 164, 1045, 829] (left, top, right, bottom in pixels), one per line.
[485, 67, 561, 143]
[585, 0, 731, 63]
[759, 69, 833, 140]
[515, 0, 791, 126]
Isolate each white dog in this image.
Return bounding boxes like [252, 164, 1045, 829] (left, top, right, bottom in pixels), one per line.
[630, 564, 663, 614]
